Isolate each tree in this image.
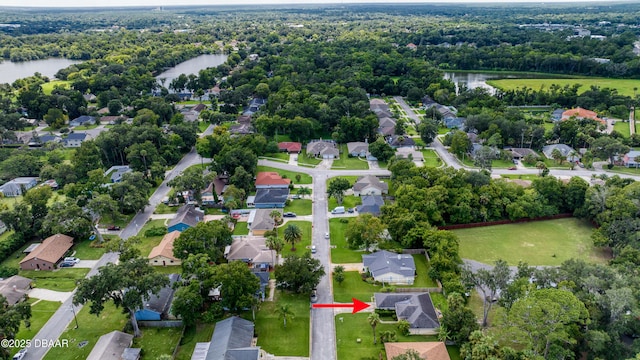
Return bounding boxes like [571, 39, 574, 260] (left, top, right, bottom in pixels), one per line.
[473, 146, 497, 171]
[368, 312, 381, 345]
[450, 130, 471, 158]
[275, 253, 325, 293]
[0, 295, 31, 359]
[270, 210, 283, 239]
[168, 166, 216, 205]
[460, 330, 502, 360]
[345, 213, 385, 250]
[229, 166, 253, 194]
[368, 137, 395, 162]
[327, 178, 351, 205]
[551, 148, 564, 165]
[43, 108, 67, 129]
[173, 220, 233, 261]
[380, 330, 397, 343]
[591, 136, 630, 165]
[463, 259, 511, 327]
[283, 223, 303, 251]
[417, 119, 438, 146]
[171, 282, 203, 327]
[74, 258, 170, 337]
[441, 292, 479, 343]
[297, 187, 311, 199]
[276, 304, 295, 328]
[334, 265, 345, 285]
[213, 261, 260, 314]
[42, 201, 94, 242]
[86, 194, 120, 243]
[110, 172, 150, 214]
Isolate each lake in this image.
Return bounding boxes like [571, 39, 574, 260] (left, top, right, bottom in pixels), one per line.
[155, 54, 228, 87]
[0, 58, 81, 84]
[443, 71, 554, 95]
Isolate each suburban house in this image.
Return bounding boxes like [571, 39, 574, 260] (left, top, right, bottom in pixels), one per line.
[83, 93, 97, 102]
[385, 342, 450, 360]
[19, 234, 74, 271]
[395, 147, 424, 162]
[443, 117, 466, 129]
[254, 188, 290, 208]
[69, 115, 96, 127]
[87, 331, 140, 360]
[623, 150, 640, 167]
[167, 205, 204, 233]
[229, 122, 254, 135]
[363, 250, 416, 285]
[406, 43, 417, 50]
[374, 292, 440, 334]
[201, 176, 227, 206]
[378, 117, 396, 136]
[224, 236, 276, 271]
[243, 97, 267, 116]
[347, 142, 370, 158]
[561, 107, 605, 124]
[148, 231, 182, 266]
[29, 134, 61, 147]
[253, 271, 270, 301]
[0, 177, 38, 197]
[306, 140, 339, 159]
[387, 135, 415, 148]
[353, 175, 388, 196]
[191, 316, 259, 360]
[63, 132, 88, 148]
[0, 275, 32, 305]
[180, 109, 199, 122]
[247, 209, 281, 236]
[0, 220, 6, 235]
[104, 165, 133, 183]
[255, 172, 291, 189]
[470, 144, 500, 159]
[508, 148, 539, 160]
[542, 144, 578, 160]
[357, 195, 385, 216]
[278, 142, 302, 154]
[370, 99, 393, 119]
[135, 273, 181, 321]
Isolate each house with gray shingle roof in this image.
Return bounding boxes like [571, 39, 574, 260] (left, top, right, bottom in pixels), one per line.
[374, 293, 440, 334]
[347, 142, 369, 158]
[224, 236, 275, 270]
[306, 140, 339, 159]
[191, 316, 259, 360]
[167, 205, 204, 232]
[353, 176, 388, 196]
[134, 273, 181, 321]
[247, 209, 281, 236]
[363, 250, 415, 285]
[356, 195, 385, 216]
[87, 331, 140, 360]
[542, 144, 578, 160]
[378, 117, 396, 136]
[0, 177, 37, 197]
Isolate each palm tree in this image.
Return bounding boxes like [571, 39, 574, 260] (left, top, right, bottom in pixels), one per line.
[266, 235, 284, 267]
[277, 304, 295, 328]
[297, 186, 311, 199]
[283, 224, 303, 251]
[368, 312, 381, 345]
[270, 210, 283, 238]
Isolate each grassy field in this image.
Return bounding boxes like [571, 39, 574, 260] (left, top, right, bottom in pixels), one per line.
[333, 271, 383, 303]
[255, 291, 309, 356]
[72, 124, 98, 130]
[500, 174, 540, 181]
[335, 313, 461, 360]
[174, 323, 215, 360]
[262, 152, 290, 161]
[455, 218, 609, 266]
[412, 254, 438, 288]
[522, 157, 572, 169]
[138, 219, 168, 258]
[331, 145, 369, 170]
[41, 80, 71, 95]
[233, 222, 249, 235]
[284, 199, 312, 216]
[71, 240, 106, 260]
[298, 150, 322, 167]
[329, 218, 365, 263]
[487, 77, 640, 97]
[22, 268, 89, 292]
[44, 302, 129, 360]
[154, 203, 180, 214]
[328, 196, 362, 213]
[198, 121, 209, 132]
[132, 326, 182, 359]
[256, 166, 312, 184]
[458, 155, 516, 169]
[613, 120, 632, 137]
[280, 220, 312, 257]
[10, 299, 61, 356]
[421, 149, 442, 167]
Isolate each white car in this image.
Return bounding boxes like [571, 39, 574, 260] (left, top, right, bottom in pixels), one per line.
[311, 245, 316, 253]
[13, 349, 27, 360]
[324, 232, 329, 239]
[64, 257, 80, 264]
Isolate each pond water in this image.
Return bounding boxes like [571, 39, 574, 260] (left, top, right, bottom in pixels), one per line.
[443, 71, 552, 95]
[155, 54, 228, 87]
[0, 58, 81, 84]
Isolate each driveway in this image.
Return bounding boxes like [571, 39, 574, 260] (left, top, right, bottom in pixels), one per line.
[289, 154, 298, 166]
[74, 260, 99, 268]
[29, 289, 73, 302]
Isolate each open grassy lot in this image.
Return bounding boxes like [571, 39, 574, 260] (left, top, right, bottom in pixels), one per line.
[298, 150, 322, 167]
[153, 265, 182, 275]
[327, 176, 359, 186]
[613, 120, 631, 137]
[331, 146, 369, 170]
[198, 121, 209, 132]
[132, 326, 182, 359]
[500, 174, 541, 181]
[280, 220, 312, 257]
[72, 124, 98, 130]
[138, 219, 168, 257]
[154, 203, 180, 214]
[608, 165, 640, 175]
[98, 213, 135, 229]
[487, 77, 640, 97]
[522, 157, 572, 169]
[328, 196, 362, 213]
[458, 155, 516, 169]
[233, 221, 249, 235]
[256, 166, 312, 184]
[333, 271, 383, 303]
[41, 80, 71, 95]
[454, 218, 609, 266]
[255, 291, 309, 356]
[71, 239, 106, 260]
[175, 323, 215, 360]
[421, 149, 442, 167]
[284, 199, 312, 216]
[262, 152, 290, 161]
[335, 313, 461, 360]
[22, 268, 89, 292]
[44, 302, 129, 360]
[11, 299, 61, 356]
[412, 254, 438, 288]
[329, 218, 365, 263]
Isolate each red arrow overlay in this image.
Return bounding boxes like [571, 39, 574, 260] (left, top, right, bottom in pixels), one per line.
[312, 298, 369, 314]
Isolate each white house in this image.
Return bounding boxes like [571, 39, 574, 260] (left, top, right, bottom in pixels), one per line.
[352, 175, 388, 196]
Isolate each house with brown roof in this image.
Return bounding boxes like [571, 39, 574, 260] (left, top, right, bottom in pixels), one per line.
[255, 172, 291, 189]
[378, 117, 396, 136]
[278, 142, 302, 154]
[202, 176, 227, 206]
[19, 234, 74, 271]
[384, 342, 450, 360]
[561, 107, 605, 124]
[148, 231, 182, 266]
[353, 175, 388, 196]
[87, 331, 140, 360]
[0, 275, 32, 305]
[406, 43, 418, 50]
[224, 236, 276, 271]
[247, 209, 281, 236]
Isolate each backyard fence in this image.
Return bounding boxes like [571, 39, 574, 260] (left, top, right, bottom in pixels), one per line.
[437, 213, 573, 230]
[138, 320, 183, 328]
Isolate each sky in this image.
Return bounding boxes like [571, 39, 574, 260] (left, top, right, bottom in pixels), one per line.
[1, 0, 611, 8]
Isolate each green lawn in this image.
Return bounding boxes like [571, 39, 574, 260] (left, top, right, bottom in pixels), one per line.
[11, 299, 61, 356]
[421, 149, 442, 167]
[262, 152, 290, 161]
[44, 302, 129, 360]
[500, 174, 540, 181]
[198, 121, 209, 132]
[71, 240, 106, 260]
[608, 165, 640, 175]
[273, 134, 293, 142]
[298, 150, 322, 167]
[41, 80, 71, 95]
[328, 196, 362, 213]
[256, 166, 312, 185]
[411, 254, 438, 288]
[72, 124, 98, 130]
[280, 221, 312, 257]
[331, 145, 369, 170]
[487, 77, 640, 97]
[330, 218, 365, 263]
[138, 219, 168, 258]
[284, 199, 312, 216]
[22, 268, 89, 292]
[333, 271, 383, 303]
[152, 265, 182, 275]
[175, 323, 215, 360]
[459, 155, 514, 169]
[154, 203, 180, 214]
[98, 213, 135, 228]
[132, 327, 182, 359]
[255, 291, 309, 356]
[454, 218, 609, 266]
[522, 158, 572, 169]
[233, 222, 249, 235]
[335, 313, 460, 360]
[613, 121, 631, 137]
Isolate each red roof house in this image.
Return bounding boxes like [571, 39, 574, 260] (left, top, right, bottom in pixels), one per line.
[561, 107, 605, 124]
[278, 142, 302, 154]
[255, 172, 291, 189]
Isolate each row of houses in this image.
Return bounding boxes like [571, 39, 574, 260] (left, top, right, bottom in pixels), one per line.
[15, 131, 89, 148]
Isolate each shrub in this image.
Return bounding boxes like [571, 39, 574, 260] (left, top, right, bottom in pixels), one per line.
[397, 319, 410, 336]
[144, 226, 167, 237]
[0, 266, 18, 278]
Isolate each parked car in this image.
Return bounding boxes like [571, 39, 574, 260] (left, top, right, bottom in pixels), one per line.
[283, 212, 297, 218]
[59, 261, 75, 268]
[331, 206, 345, 214]
[311, 245, 317, 253]
[64, 257, 80, 264]
[107, 225, 121, 231]
[347, 208, 354, 213]
[324, 232, 329, 239]
[508, 166, 517, 170]
[13, 349, 27, 360]
[310, 289, 318, 303]
[291, 195, 301, 199]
